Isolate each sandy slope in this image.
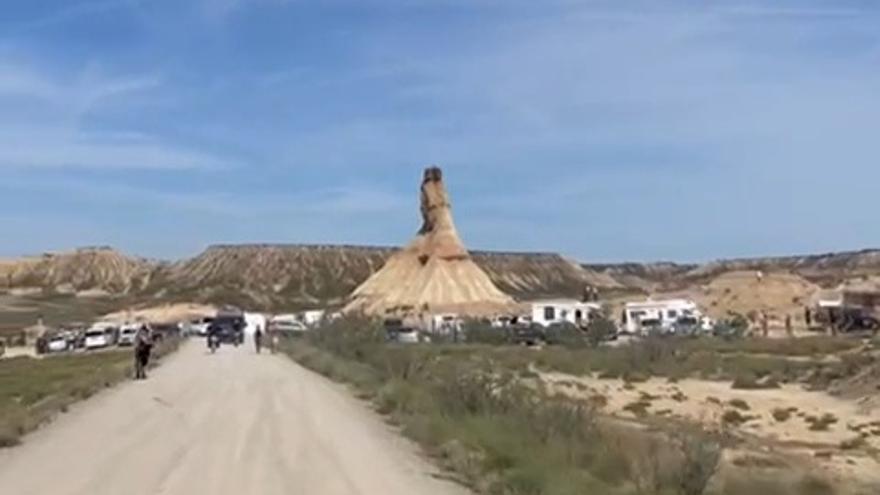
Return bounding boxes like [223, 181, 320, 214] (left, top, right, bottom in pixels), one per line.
[0, 340, 469, 495]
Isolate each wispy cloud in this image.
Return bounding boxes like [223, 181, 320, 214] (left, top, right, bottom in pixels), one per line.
[0, 61, 228, 170]
[0, 130, 230, 170]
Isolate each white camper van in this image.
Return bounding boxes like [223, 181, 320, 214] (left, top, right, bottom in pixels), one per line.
[622, 299, 704, 335]
[531, 300, 602, 328]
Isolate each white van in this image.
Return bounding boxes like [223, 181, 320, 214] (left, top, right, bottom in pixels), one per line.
[84, 327, 113, 350]
[118, 324, 140, 346]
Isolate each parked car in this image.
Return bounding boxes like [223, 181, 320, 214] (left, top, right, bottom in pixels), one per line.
[383, 318, 424, 344]
[117, 325, 140, 346]
[190, 317, 214, 337]
[47, 334, 71, 353]
[84, 327, 115, 350]
[270, 317, 308, 336]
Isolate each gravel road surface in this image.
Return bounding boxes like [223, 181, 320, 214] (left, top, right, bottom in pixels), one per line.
[0, 339, 468, 495]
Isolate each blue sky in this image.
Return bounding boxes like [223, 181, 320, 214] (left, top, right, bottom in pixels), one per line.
[1, 0, 879, 262]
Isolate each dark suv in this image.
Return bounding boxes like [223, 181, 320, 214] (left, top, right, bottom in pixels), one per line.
[209, 316, 245, 346]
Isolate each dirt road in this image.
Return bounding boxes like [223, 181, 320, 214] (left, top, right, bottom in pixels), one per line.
[0, 340, 469, 495]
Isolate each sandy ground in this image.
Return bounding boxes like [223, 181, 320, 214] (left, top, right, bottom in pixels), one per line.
[0, 346, 38, 359]
[0, 339, 469, 495]
[542, 372, 880, 489]
[101, 303, 217, 325]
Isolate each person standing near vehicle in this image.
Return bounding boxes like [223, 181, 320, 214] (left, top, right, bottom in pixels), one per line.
[134, 325, 153, 380]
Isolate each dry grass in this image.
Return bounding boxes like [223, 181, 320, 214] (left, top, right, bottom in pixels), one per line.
[283, 317, 735, 495]
[0, 337, 180, 447]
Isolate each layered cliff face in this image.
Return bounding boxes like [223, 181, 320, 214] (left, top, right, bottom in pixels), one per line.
[152, 245, 614, 310]
[0, 247, 156, 295]
[481, 252, 620, 297]
[150, 244, 394, 310]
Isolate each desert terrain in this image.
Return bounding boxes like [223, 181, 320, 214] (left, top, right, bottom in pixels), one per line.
[0, 339, 468, 495]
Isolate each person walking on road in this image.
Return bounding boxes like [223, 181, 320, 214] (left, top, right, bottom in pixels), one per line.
[254, 326, 263, 354]
[134, 325, 154, 380]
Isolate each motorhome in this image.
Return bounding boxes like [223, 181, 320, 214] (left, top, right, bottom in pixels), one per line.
[428, 314, 463, 336]
[622, 299, 704, 335]
[531, 300, 602, 328]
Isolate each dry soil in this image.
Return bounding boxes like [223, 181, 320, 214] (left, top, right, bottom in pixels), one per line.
[0, 339, 469, 495]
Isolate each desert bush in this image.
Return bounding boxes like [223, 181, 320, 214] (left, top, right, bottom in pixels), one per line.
[584, 317, 618, 348]
[461, 320, 510, 345]
[772, 408, 792, 422]
[840, 436, 866, 450]
[286, 321, 858, 495]
[806, 413, 838, 432]
[544, 323, 587, 348]
[722, 410, 748, 426]
[623, 399, 652, 417]
[671, 426, 722, 495]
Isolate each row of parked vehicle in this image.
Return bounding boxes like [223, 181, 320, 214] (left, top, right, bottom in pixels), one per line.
[181, 312, 311, 339]
[35, 322, 173, 355]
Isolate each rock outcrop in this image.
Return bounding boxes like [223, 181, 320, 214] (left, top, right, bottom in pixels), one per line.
[345, 167, 516, 316]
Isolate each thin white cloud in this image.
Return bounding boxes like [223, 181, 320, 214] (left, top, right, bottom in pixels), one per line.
[0, 62, 228, 170]
[0, 130, 229, 170]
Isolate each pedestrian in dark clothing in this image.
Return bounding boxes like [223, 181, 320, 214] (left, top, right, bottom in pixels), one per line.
[134, 326, 153, 380]
[254, 326, 263, 354]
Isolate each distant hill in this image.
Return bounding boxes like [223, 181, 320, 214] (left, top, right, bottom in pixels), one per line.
[149, 244, 394, 310]
[585, 262, 696, 293]
[0, 247, 156, 295]
[150, 245, 616, 310]
[4, 245, 880, 315]
[589, 249, 880, 293]
[0, 244, 615, 311]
